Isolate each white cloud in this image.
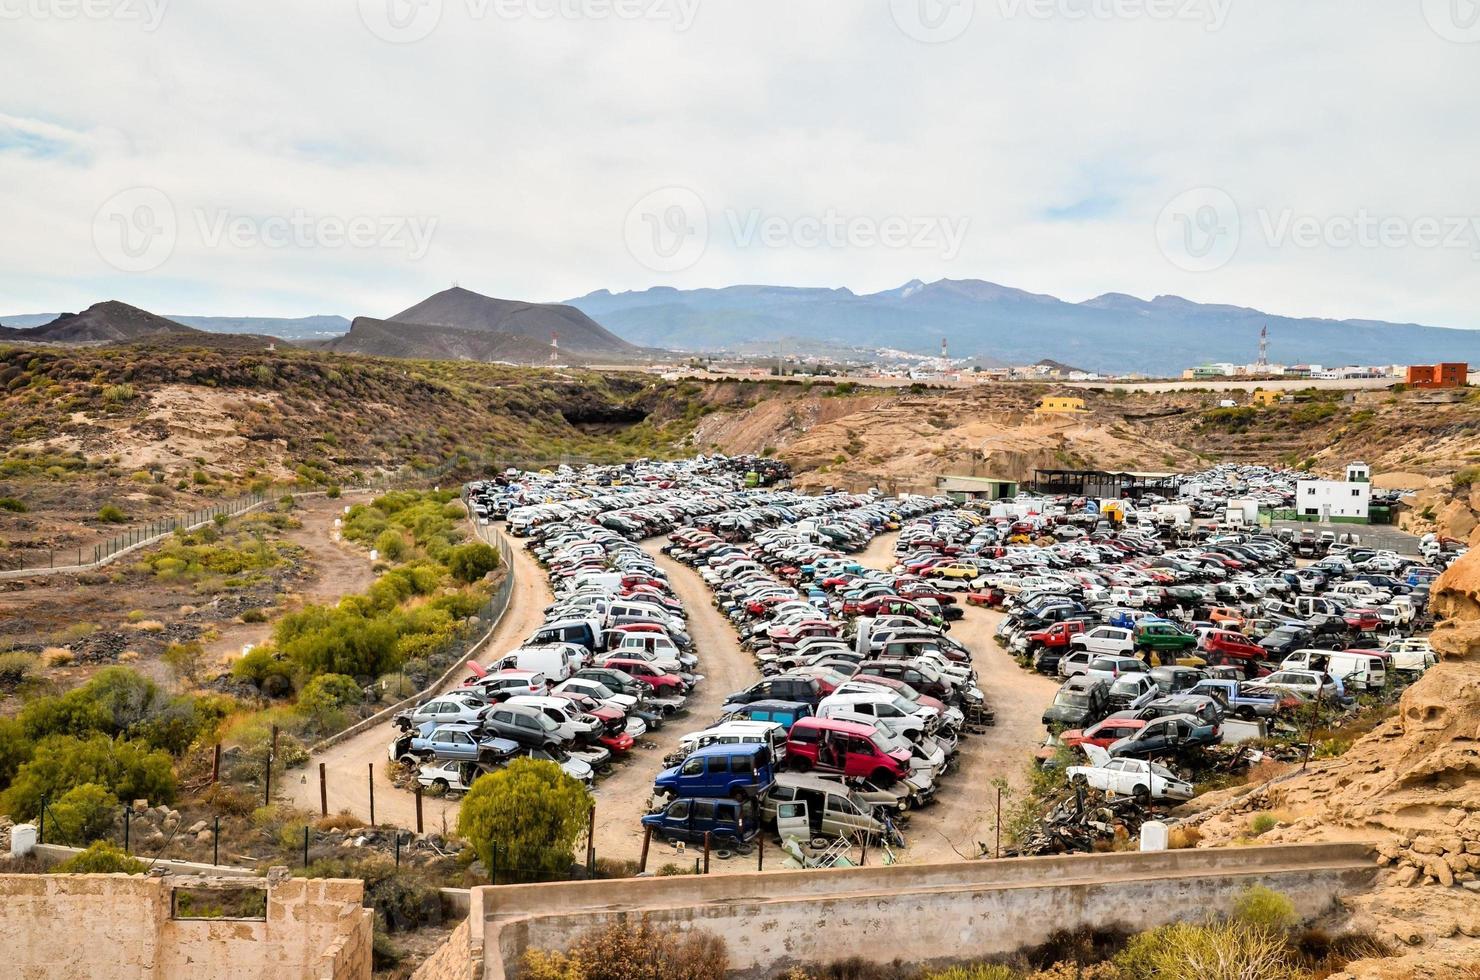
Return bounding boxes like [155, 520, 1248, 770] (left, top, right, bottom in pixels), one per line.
[0, 0, 1476, 332]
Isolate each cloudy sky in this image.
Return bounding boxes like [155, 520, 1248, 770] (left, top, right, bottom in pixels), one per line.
[2, 0, 1478, 329]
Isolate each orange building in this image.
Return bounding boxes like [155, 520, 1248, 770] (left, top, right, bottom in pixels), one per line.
[1405, 362, 1468, 388]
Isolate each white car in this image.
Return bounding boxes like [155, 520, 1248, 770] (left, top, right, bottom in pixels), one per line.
[1070, 625, 1135, 658]
[1067, 746, 1194, 801]
[1246, 669, 1337, 701]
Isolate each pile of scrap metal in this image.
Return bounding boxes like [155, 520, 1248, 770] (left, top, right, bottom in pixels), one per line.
[1009, 786, 1157, 856]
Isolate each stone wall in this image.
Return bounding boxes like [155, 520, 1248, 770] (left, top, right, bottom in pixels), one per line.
[0, 872, 373, 980]
[422, 843, 1375, 980]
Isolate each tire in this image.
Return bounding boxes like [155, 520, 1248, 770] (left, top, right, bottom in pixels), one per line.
[1132, 784, 1150, 805]
[432, 778, 449, 793]
[1071, 774, 1087, 788]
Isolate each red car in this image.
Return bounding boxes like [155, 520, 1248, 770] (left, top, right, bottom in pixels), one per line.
[1202, 629, 1264, 660]
[1344, 609, 1382, 632]
[784, 717, 913, 785]
[1024, 620, 1087, 654]
[597, 658, 686, 696]
[1060, 717, 1147, 749]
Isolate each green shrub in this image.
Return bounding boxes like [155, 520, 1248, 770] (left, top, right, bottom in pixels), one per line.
[447, 541, 500, 583]
[1230, 885, 1298, 932]
[51, 841, 146, 874]
[3, 734, 177, 821]
[300, 855, 444, 933]
[0, 650, 39, 687]
[924, 966, 1016, 980]
[375, 529, 407, 562]
[101, 383, 136, 404]
[0, 716, 35, 787]
[1115, 921, 1297, 980]
[0, 496, 27, 512]
[163, 641, 206, 684]
[523, 919, 727, 980]
[1248, 812, 1277, 837]
[97, 505, 127, 523]
[47, 783, 120, 846]
[458, 759, 592, 883]
[1454, 466, 1480, 489]
[297, 673, 364, 728]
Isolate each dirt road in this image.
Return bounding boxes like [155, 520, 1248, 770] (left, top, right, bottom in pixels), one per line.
[287, 531, 553, 832]
[847, 531, 1060, 864]
[206, 496, 379, 669]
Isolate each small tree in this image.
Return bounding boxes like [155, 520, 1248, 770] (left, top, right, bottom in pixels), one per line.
[163, 641, 206, 685]
[48, 783, 120, 845]
[458, 759, 591, 882]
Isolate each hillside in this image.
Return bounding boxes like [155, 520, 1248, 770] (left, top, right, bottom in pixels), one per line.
[568, 280, 1480, 374]
[2, 313, 350, 341]
[389, 286, 638, 355]
[0, 301, 201, 344]
[323, 316, 560, 363]
[0, 342, 701, 572]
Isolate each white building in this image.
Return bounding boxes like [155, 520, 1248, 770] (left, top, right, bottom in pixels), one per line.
[1295, 462, 1371, 522]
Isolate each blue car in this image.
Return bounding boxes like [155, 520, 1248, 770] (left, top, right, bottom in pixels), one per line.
[654, 743, 776, 800]
[641, 797, 758, 847]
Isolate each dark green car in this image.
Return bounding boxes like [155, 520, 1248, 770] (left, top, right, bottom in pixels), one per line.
[1133, 621, 1199, 665]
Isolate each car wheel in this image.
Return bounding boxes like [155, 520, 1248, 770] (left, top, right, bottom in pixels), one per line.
[433, 778, 449, 793]
[1132, 784, 1150, 804]
[1071, 773, 1087, 787]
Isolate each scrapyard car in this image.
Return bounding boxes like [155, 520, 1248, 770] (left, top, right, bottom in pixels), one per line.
[1066, 746, 1194, 802]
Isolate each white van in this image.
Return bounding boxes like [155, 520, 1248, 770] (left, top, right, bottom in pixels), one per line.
[489, 644, 586, 683]
[678, 721, 787, 760]
[1280, 649, 1386, 691]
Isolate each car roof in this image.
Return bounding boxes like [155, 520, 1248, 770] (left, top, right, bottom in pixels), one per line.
[688, 742, 769, 757]
[793, 717, 877, 736]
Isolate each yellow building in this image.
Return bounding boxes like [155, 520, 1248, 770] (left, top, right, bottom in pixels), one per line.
[1252, 389, 1281, 407]
[1035, 396, 1088, 414]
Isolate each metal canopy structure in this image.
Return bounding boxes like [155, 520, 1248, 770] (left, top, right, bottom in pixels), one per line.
[1031, 469, 1181, 500]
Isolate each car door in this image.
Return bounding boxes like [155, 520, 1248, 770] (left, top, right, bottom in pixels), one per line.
[776, 801, 809, 841]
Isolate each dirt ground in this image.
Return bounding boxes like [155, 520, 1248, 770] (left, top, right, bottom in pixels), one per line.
[201, 495, 378, 671]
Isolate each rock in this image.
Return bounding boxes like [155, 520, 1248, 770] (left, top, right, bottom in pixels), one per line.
[1392, 865, 1420, 887]
[1446, 808, 1468, 826]
[1463, 880, 1480, 893]
[187, 820, 207, 835]
[1439, 836, 1464, 855]
[1431, 857, 1456, 887]
[1412, 836, 1439, 855]
[1466, 841, 1480, 855]
[132, 800, 149, 814]
[195, 829, 213, 843]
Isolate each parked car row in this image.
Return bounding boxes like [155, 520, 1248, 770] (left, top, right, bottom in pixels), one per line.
[646, 490, 1000, 850]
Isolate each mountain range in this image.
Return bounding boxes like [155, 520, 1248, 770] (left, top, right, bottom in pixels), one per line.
[0, 301, 204, 344]
[566, 279, 1480, 375]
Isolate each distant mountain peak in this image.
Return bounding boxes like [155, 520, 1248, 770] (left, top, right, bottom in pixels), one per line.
[0, 300, 200, 344]
[387, 285, 636, 353]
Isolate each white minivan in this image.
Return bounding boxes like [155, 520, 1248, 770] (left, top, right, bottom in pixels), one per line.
[1280, 650, 1385, 692]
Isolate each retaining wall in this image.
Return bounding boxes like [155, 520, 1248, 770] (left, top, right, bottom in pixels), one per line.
[419, 843, 1375, 980]
[0, 872, 373, 980]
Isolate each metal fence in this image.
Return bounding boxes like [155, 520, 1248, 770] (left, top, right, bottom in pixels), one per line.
[13, 491, 273, 575]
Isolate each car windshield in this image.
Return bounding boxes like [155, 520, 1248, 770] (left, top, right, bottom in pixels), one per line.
[1151, 762, 1178, 780]
[873, 729, 911, 754]
[1055, 692, 1090, 708]
[1110, 678, 1140, 695]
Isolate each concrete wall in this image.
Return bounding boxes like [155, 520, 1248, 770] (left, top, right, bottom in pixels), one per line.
[0, 873, 373, 980]
[427, 843, 1375, 980]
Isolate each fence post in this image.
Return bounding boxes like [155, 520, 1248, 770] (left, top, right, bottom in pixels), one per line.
[213, 742, 221, 783]
[757, 832, 763, 871]
[703, 832, 711, 874]
[638, 826, 652, 874]
[368, 763, 375, 826]
[213, 816, 220, 866]
[303, 826, 310, 868]
[124, 806, 130, 852]
[490, 841, 498, 886]
[414, 783, 423, 834]
[586, 805, 596, 873]
[38, 795, 45, 844]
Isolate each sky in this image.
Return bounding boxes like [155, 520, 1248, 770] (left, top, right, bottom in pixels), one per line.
[2, 0, 1479, 329]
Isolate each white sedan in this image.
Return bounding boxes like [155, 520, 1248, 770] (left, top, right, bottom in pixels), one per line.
[1066, 746, 1194, 801]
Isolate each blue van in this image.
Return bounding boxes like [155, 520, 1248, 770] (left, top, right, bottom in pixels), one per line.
[641, 797, 758, 847]
[654, 743, 776, 800]
[727, 699, 814, 730]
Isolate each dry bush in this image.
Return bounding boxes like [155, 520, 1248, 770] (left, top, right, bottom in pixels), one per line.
[1115, 922, 1297, 980]
[315, 810, 366, 832]
[1245, 758, 1290, 786]
[1168, 825, 1202, 849]
[524, 919, 729, 980]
